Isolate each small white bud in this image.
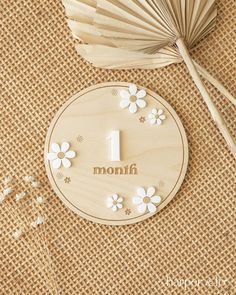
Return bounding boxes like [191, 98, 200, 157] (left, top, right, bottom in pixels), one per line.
[36, 196, 44, 204]
[23, 175, 34, 183]
[0, 192, 5, 203]
[15, 192, 27, 202]
[3, 176, 12, 185]
[31, 181, 40, 188]
[13, 228, 23, 240]
[30, 221, 37, 228]
[3, 187, 13, 196]
[30, 216, 44, 228]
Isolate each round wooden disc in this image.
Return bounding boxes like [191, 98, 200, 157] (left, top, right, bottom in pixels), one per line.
[45, 82, 188, 225]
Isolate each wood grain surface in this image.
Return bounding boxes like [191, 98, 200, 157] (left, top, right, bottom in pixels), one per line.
[44, 82, 189, 225]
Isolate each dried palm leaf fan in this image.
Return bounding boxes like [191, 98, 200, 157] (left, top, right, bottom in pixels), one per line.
[63, 0, 236, 159]
[76, 44, 236, 107]
[63, 0, 236, 106]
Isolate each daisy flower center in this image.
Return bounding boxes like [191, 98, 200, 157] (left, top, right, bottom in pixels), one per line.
[57, 152, 65, 159]
[143, 196, 151, 204]
[130, 95, 137, 102]
[113, 201, 117, 205]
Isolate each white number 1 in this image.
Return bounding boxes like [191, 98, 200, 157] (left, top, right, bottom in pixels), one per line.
[108, 130, 121, 161]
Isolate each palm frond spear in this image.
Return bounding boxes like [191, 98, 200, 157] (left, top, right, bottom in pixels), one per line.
[63, 0, 236, 159]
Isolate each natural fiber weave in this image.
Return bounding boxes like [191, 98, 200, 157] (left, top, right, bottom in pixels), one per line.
[0, 0, 235, 294]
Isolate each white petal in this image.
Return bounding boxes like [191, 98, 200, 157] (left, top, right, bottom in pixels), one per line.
[61, 142, 70, 152]
[151, 196, 161, 204]
[159, 115, 166, 120]
[129, 84, 137, 95]
[62, 158, 71, 168]
[149, 118, 157, 125]
[152, 108, 158, 115]
[120, 90, 130, 99]
[117, 197, 123, 203]
[65, 151, 76, 159]
[147, 186, 156, 197]
[51, 143, 60, 153]
[129, 103, 137, 113]
[113, 194, 118, 201]
[52, 158, 61, 169]
[136, 99, 147, 109]
[158, 109, 164, 115]
[112, 205, 117, 212]
[46, 152, 57, 160]
[137, 187, 146, 197]
[133, 196, 142, 205]
[117, 203, 123, 209]
[120, 99, 130, 109]
[147, 203, 157, 213]
[148, 113, 155, 119]
[156, 118, 162, 125]
[137, 203, 147, 213]
[136, 89, 146, 98]
[107, 199, 113, 208]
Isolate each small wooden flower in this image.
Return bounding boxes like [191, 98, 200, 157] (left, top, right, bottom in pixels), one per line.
[120, 84, 147, 113]
[107, 194, 123, 212]
[47, 142, 76, 169]
[133, 187, 161, 213]
[139, 116, 146, 123]
[125, 208, 131, 215]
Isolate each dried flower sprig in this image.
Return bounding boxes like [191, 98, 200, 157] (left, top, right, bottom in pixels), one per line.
[1, 175, 58, 293]
[30, 216, 45, 228]
[0, 193, 5, 203]
[36, 196, 44, 204]
[0, 185, 13, 203]
[15, 192, 28, 202]
[23, 175, 41, 188]
[12, 228, 23, 240]
[1, 175, 45, 239]
[3, 176, 13, 186]
[23, 175, 34, 183]
[32, 181, 40, 188]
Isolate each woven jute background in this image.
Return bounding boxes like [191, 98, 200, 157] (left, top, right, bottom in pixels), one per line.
[0, 0, 235, 294]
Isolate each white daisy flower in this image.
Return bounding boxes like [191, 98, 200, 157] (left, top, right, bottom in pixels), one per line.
[107, 194, 123, 212]
[133, 187, 161, 213]
[148, 108, 166, 125]
[120, 84, 147, 113]
[46, 142, 76, 169]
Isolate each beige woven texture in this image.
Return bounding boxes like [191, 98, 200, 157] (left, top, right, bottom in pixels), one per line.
[0, 0, 235, 294]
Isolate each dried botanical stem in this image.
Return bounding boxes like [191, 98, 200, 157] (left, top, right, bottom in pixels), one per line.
[5, 202, 52, 287]
[29, 192, 59, 295]
[194, 61, 236, 107]
[176, 38, 236, 160]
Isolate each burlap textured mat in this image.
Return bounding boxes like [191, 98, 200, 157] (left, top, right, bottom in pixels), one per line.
[0, 0, 235, 294]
